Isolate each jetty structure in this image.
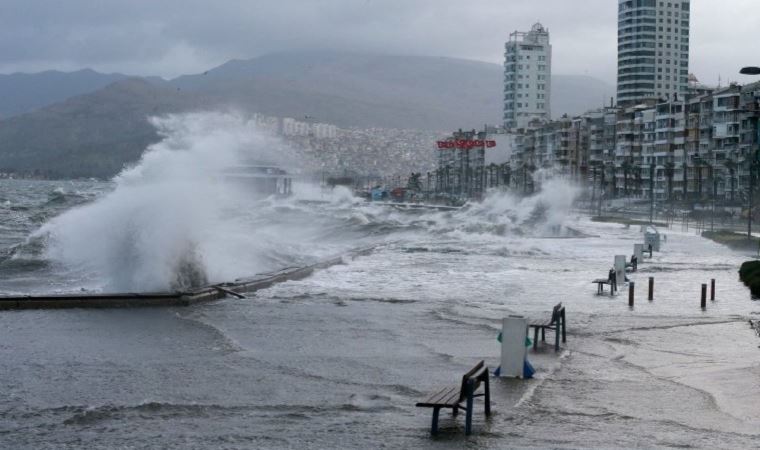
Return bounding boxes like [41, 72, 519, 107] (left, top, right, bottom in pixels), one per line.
[0, 246, 376, 310]
[223, 159, 293, 197]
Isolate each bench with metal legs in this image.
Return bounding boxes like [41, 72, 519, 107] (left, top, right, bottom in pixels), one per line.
[415, 360, 491, 436]
[528, 303, 566, 352]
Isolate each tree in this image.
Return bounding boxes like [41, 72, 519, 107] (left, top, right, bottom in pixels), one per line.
[724, 159, 737, 203]
[621, 159, 633, 196]
[664, 161, 675, 203]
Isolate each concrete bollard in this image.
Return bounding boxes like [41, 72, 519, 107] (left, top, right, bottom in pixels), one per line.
[629, 282, 635, 307]
[500, 316, 529, 378]
[711, 279, 715, 301]
[701, 284, 707, 309]
[648, 277, 654, 301]
[634, 244, 644, 264]
[615, 255, 626, 289]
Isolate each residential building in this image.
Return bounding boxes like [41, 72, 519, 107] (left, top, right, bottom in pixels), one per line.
[617, 0, 690, 106]
[508, 81, 760, 203]
[503, 23, 552, 130]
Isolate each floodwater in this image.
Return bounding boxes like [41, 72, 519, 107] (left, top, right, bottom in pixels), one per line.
[1, 178, 760, 449]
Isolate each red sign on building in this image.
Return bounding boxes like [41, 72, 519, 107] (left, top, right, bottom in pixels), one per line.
[437, 140, 496, 150]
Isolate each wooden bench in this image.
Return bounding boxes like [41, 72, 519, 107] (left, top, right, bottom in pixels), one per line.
[528, 303, 566, 352]
[415, 361, 491, 436]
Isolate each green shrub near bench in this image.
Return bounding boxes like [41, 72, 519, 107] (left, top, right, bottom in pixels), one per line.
[739, 261, 760, 298]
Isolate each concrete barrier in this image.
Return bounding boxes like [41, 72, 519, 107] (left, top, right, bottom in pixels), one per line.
[615, 255, 627, 288]
[634, 244, 644, 262]
[500, 316, 528, 378]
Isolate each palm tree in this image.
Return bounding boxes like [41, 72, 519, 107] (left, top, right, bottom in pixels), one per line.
[503, 164, 511, 188]
[621, 159, 633, 196]
[724, 159, 737, 203]
[664, 162, 675, 203]
[407, 172, 422, 192]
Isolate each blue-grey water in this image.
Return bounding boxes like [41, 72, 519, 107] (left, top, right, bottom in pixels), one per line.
[1, 178, 760, 449]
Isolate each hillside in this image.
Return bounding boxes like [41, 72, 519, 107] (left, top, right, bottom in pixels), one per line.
[0, 79, 205, 178]
[0, 51, 615, 178]
[170, 50, 615, 129]
[0, 69, 132, 119]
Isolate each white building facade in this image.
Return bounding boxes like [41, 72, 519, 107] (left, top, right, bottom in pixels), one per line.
[617, 0, 690, 106]
[503, 23, 552, 130]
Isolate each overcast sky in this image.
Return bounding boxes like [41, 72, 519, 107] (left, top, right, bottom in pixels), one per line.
[1, 0, 758, 86]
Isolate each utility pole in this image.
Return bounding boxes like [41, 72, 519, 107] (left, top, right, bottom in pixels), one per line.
[712, 175, 716, 232]
[591, 165, 597, 212]
[598, 165, 605, 216]
[750, 161, 755, 240]
[650, 163, 655, 224]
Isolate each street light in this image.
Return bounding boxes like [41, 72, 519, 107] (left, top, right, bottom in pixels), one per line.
[740, 66, 760, 239]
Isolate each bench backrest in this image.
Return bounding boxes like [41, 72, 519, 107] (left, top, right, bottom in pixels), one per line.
[551, 303, 564, 325]
[458, 360, 488, 403]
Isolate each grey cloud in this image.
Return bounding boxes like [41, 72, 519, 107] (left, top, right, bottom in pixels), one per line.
[0, 0, 756, 86]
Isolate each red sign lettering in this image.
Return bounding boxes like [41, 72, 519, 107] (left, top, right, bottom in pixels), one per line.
[436, 140, 497, 150]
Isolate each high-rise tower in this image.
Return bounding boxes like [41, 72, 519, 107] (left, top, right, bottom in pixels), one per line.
[503, 23, 552, 130]
[617, 0, 690, 106]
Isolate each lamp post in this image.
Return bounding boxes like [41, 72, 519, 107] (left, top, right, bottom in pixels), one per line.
[748, 158, 759, 240]
[740, 66, 760, 238]
[649, 162, 655, 224]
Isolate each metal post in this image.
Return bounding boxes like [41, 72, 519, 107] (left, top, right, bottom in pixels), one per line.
[629, 282, 635, 307]
[650, 163, 655, 224]
[711, 176, 716, 232]
[701, 284, 707, 309]
[648, 277, 654, 301]
[750, 162, 754, 240]
[711, 279, 715, 301]
[591, 166, 597, 213]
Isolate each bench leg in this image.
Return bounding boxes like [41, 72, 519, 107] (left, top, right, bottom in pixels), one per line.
[541, 327, 546, 342]
[431, 407, 440, 435]
[555, 325, 560, 352]
[452, 406, 458, 417]
[533, 327, 539, 350]
[465, 394, 474, 435]
[484, 376, 491, 417]
[562, 311, 567, 343]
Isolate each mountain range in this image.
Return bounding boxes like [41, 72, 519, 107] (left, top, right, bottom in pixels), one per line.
[0, 50, 615, 178]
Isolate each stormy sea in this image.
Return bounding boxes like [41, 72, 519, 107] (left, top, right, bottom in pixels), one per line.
[2, 113, 760, 449]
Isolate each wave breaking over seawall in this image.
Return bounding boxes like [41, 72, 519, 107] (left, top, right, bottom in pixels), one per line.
[32, 112, 323, 292]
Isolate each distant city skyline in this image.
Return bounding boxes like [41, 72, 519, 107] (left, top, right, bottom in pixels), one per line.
[0, 0, 758, 87]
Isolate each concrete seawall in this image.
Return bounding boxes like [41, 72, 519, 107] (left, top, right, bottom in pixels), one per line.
[0, 246, 376, 310]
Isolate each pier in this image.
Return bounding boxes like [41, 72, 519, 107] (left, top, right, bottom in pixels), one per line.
[0, 246, 376, 310]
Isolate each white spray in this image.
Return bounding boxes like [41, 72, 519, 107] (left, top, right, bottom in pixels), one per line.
[36, 112, 305, 292]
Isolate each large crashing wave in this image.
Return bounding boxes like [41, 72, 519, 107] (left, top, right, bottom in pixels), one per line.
[34, 112, 303, 292]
